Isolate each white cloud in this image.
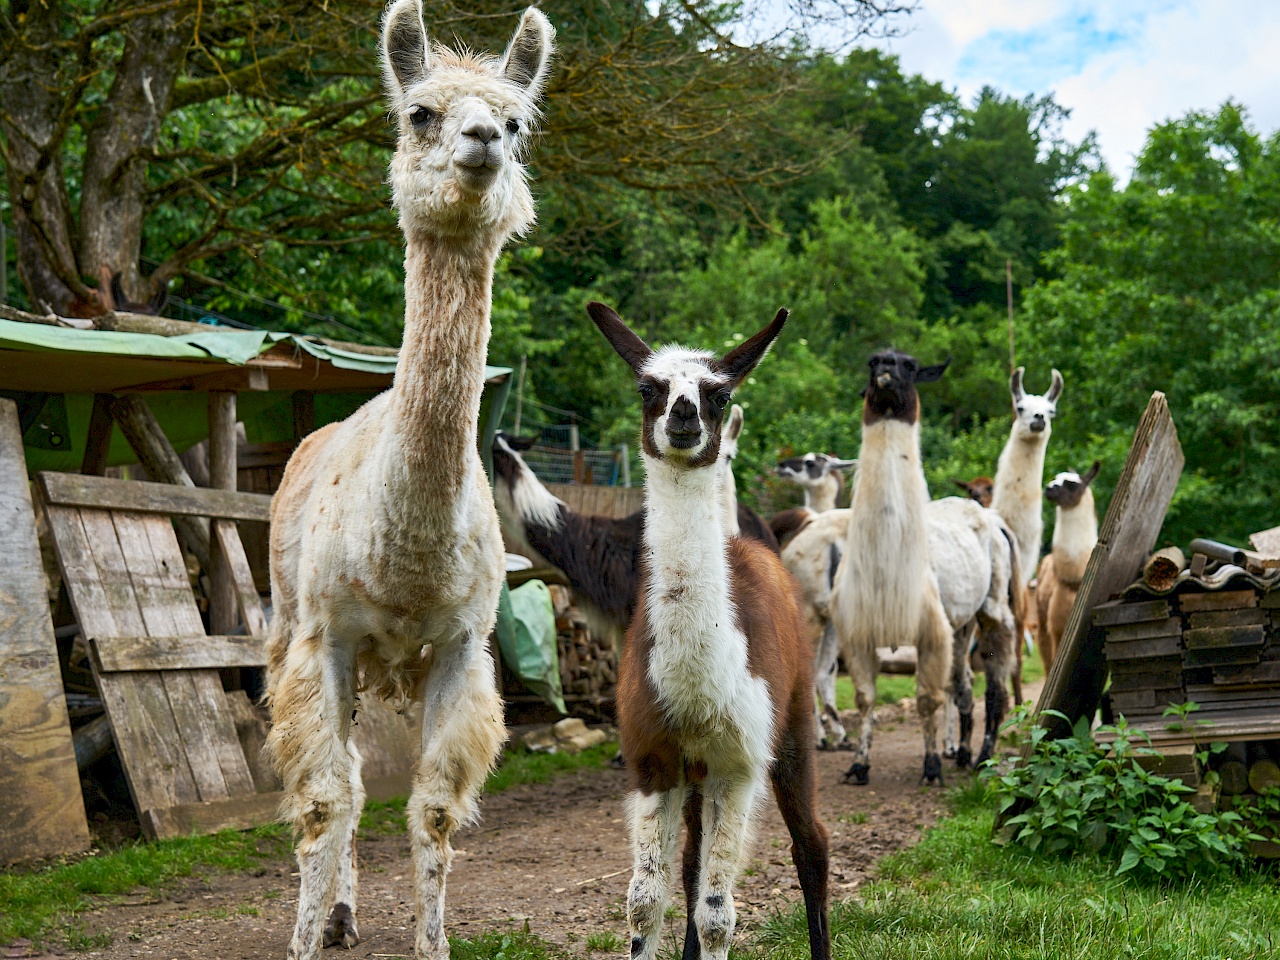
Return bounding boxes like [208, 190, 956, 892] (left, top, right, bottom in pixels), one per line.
[876, 1, 1280, 176]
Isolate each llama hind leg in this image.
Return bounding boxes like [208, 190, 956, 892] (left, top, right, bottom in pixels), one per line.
[976, 611, 1016, 766]
[917, 608, 953, 785]
[694, 775, 762, 960]
[681, 788, 703, 960]
[410, 636, 505, 960]
[949, 626, 976, 769]
[324, 741, 365, 948]
[268, 633, 358, 960]
[813, 622, 848, 750]
[627, 785, 686, 960]
[772, 716, 831, 960]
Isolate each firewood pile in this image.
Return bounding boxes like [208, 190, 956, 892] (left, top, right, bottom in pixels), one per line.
[547, 584, 619, 706]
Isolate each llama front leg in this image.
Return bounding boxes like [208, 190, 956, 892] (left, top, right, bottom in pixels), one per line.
[410, 636, 505, 960]
[976, 612, 1016, 767]
[268, 633, 359, 960]
[694, 775, 762, 960]
[840, 644, 877, 785]
[917, 608, 953, 785]
[813, 622, 848, 750]
[324, 742, 365, 949]
[627, 785, 686, 960]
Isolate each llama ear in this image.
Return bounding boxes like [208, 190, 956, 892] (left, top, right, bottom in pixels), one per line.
[714, 308, 789, 388]
[915, 356, 951, 383]
[1010, 366, 1025, 402]
[382, 0, 430, 97]
[501, 7, 555, 98]
[953, 478, 972, 492]
[1047, 368, 1064, 403]
[828, 458, 858, 472]
[586, 301, 653, 374]
[723, 404, 744, 443]
[1081, 460, 1101, 486]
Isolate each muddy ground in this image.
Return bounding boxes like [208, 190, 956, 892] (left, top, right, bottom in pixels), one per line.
[63, 691, 1026, 960]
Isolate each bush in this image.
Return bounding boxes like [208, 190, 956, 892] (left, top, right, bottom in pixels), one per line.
[984, 707, 1256, 881]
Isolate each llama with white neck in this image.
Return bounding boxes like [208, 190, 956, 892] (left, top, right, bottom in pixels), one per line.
[831, 351, 1021, 784]
[265, 5, 553, 957]
[991, 367, 1063, 586]
[1035, 463, 1100, 673]
[777, 452, 857, 513]
[588, 302, 830, 960]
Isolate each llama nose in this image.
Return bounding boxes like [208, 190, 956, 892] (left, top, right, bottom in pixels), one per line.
[667, 397, 701, 435]
[1030, 416, 1046, 433]
[461, 115, 500, 144]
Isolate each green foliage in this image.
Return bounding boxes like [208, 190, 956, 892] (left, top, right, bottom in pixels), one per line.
[985, 708, 1255, 881]
[1023, 102, 1280, 543]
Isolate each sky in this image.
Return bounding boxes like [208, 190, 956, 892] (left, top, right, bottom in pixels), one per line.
[865, 1, 1280, 176]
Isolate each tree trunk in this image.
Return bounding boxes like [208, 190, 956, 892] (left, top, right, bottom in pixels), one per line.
[78, 6, 192, 303]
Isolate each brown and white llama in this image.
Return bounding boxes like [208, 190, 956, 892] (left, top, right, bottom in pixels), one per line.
[264, 5, 554, 958]
[831, 351, 1021, 784]
[954, 476, 994, 508]
[587, 302, 830, 960]
[1035, 463, 1100, 673]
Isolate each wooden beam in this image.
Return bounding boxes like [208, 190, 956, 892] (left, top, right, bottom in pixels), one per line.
[38, 472, 271, 522]
[80, 394, 115, 476]
[208, 391, 238, 636]
[292, 390, 315, 441]
[0, 398, 92, 864]
[108, 394, 212, 567]
[213, 519, 268, 638]
[91, 634, 267, 672]
[140, 773, 413, 840]
[1031, 392, 1185, 742]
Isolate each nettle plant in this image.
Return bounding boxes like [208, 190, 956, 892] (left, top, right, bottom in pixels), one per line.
[984, 706, 1258, 881]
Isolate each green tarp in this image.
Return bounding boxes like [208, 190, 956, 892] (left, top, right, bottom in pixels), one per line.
[495, 580, 565, 714]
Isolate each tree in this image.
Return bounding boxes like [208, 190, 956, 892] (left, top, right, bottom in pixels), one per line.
[0, 0, 909, 318]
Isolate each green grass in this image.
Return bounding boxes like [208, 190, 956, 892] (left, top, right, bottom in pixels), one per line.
[837, 647, 1046, 712]
[742, 788, 1280, 960]
[1, 738, 616, 948]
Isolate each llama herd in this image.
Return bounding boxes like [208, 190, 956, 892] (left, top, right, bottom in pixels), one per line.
[261, 3, 1098, 957]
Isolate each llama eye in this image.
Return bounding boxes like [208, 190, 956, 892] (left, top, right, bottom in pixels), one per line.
[1016, 406, 1024, 414]
[713, 391, 731, 410]
[409, 106, 435, 128]
[638, 384, 656, 402]
[506, 118, 521, 135]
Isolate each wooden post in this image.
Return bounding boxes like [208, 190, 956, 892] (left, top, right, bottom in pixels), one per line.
[109, 394, 211, 568]
[513, 354, 527, 435]
[292, 390, 315, 442]
[208, 391, 238, 636]
[620, 443, 631, 487]
[0, 398, 91, 863]
[80, 394, 115, 476]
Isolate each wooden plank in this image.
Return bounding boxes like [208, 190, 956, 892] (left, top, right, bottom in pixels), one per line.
[1104, 635, 1181, 660]
[1213, 661, 1280, 686]
[108, 395, 212, 568]
[158, 670, 232, 800]
[1177, 590, 1259, 613]
[39, 472, 271, 522]
[92, 634, 267, 671]
[141, 771, 414, 840]
[1093, 598, 1171, 627]
[1183, 647, 1262, 668]
[1183, 625, 1266, 650]
[1098, 706, 1280, 746]
[1031, 392, 1184, 746]
[213, 520, 268, 637]
[1188, 608, 1270, 628]
[208, 391, 238, 635]
[1249, 525, 1280, 559]
[1104, 617, 1183, 642]
[1185, 684, 1280, 704]
[80, 393, 115, 476]
[0, 399, 91, 864]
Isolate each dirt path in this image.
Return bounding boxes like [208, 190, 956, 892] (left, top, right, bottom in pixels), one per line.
[74, 693, 1022, 959]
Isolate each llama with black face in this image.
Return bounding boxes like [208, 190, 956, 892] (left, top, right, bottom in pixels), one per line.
[830, 351, 1021, 784]
[588, 302, 830, 960]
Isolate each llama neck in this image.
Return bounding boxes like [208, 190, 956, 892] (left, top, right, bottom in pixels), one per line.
[385, 232, 502, 499]
[719, 458, 740, 535]
[805, 473, 840, 513]
[1052, 490, 1097, 585]
[991, 426, 1049, 510]
[642, 458, 733, 650]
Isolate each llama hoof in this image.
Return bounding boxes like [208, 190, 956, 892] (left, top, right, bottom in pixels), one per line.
[835, 737, 855, 752]
[955, 745, 972, 769]
[921, 753, 944, 786]
[976, 746, 994, 768]
[323, 903, 360, 949]
[841, 763, 870, 785]
[942, 745, 957, 759]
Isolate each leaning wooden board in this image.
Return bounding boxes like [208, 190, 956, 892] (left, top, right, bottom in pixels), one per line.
[1031, 392, 1185, 742]
[0, 399, 91, 863]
